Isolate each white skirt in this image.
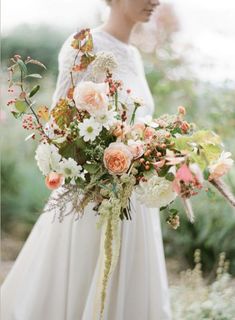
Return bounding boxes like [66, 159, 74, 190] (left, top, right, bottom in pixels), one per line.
[1, 188, 172, 320]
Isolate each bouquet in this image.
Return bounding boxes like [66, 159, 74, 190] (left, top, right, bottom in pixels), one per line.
[7, 28, 235, 318]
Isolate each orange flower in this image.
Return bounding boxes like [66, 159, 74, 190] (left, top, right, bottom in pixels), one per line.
[103, 142, 133, 175]
[45, 172, 64, 190]
[181, 121, 190, 133]
[37, 106, 49, 121]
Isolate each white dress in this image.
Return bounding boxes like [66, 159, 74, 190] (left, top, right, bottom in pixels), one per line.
[1, 27, 172, 320]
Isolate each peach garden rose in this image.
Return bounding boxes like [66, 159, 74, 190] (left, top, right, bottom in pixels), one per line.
[73, 81, 109, 115]
[103, 142, 133, 175]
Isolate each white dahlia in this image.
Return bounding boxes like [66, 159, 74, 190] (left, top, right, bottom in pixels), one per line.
[35, 143, 61, 175]
[135, 175, 177, 208]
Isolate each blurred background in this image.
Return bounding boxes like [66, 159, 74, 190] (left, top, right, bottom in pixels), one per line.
[1, 0, 235, 317]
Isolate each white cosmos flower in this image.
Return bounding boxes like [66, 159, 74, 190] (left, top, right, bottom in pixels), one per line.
[35, 143, 61, 175]
[135, 175, 177, 208]
[94, 109, 118, 130]
[78, 118, 102, 142]
[137, 115, 159, 128]
[59, 157, 83, 179]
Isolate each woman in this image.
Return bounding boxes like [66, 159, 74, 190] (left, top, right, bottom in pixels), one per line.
[1, 0, 172, 319]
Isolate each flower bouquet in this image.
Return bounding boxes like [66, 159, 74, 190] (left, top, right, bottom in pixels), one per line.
[7, 28, 235, 318]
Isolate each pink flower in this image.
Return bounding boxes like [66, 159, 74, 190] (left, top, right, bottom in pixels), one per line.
[175, 164, 194, 183]
[144, 127, 155, 140]
[45, 172, 64, 190]
[172, 164, 203, 196]
[127, 140, 144, 159]
[73, 81, 109, 114]
[103, 142, 133, 175]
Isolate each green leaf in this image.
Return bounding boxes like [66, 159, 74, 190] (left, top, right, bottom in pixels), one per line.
[160, 205, 168, 211]
[157, 166, 170, 177]
[201, 143, 222, 162]
[169, 208, 178, 215]
[29, 85, 40, 98]
[15, 100, 27, 112]
[26, 59, 47, 70]
[11, 111, 21, 119]
[83, 163, 100, 174]
[203, 168, 210, 180]
[165, 172, 175, 181]
[25, 74, 42, 79]
[189, 153, 207, 171]
[17, 59, 27, 75]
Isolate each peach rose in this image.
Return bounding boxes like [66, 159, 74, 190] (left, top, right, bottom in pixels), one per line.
[73, 81, 109, 114]
[45, 172, 64, 190]
[127, 140, 144, 159]
[103, 142, 133, 175]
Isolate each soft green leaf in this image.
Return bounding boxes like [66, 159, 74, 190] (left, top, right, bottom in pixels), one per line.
[15, 100, 27, 112]
[26, 59, 47, 70]
[201, 143, 222, 162]
[189, 153, 207, 171]
[25, 74, 42, 79]
[17, 59, 27, 75]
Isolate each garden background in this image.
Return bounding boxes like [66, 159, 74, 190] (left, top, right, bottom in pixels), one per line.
[1, 0, 235, 318]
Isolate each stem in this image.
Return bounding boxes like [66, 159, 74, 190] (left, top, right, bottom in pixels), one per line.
[210, 178, 235, 207]
[129, 103, 138, 126]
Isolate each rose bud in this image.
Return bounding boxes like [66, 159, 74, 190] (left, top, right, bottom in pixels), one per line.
[45, 172, 64, 190]
[178, 106, 186, 116]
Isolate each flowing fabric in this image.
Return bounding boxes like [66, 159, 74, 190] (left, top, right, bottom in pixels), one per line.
[1, 27, 172, 320]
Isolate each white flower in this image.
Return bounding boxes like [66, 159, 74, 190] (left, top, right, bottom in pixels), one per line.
[135, 175, 177, 208]
[73, 81, 109, 115]
[35, 143, 61, 175]
[90, 51, 118, 79]
[189, 163, 204, 184]
[137, 115, 159, 128]
[78, 118, 102, 142]
[44, 117, 60, 140]
[94, 108, 118, 130]
[59, 157, 83, 178]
